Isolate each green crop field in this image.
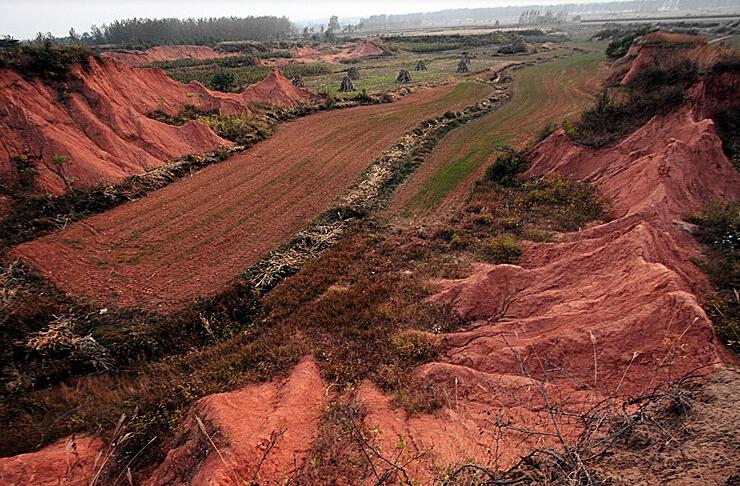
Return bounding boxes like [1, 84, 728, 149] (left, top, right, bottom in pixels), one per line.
[394, 49, 606, 216]
[156, 42, 573, 96]
[304, 47, 571, 98]
[163, 62, 334, 89]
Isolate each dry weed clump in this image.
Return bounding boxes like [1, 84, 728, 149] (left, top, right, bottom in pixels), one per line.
[298, 396, 430, 484]
[435, 336, 730, 486]
[25, 316, 114, 372]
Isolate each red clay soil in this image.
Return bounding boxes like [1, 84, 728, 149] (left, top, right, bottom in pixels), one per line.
[0, 360, 324, 486]
[13, 82, 493, 311]
[101, 45, 238, 66]
[241, 69, 320, 107]
[145, 357, 324, 485]
[291, 45, 321, 58]
[271, 40, 389, 65]
[619, 33, 733, 85]
[347, 39, 389, 58]
[0, 57, 254, 195]
[353, 70, 739, 478]
[0, 436, 102, 486]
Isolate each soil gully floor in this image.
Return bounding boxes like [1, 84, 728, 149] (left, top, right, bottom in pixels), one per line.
[13, 82, 492, 311]
[390, 50, 607, 219]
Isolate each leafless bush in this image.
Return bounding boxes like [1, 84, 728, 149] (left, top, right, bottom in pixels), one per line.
[295, 396, 429, 485]
[438, 335, 721, 486]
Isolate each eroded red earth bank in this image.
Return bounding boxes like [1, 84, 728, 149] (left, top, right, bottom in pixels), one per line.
[101, 45, 239, 66]
[0, 58, 318, 196]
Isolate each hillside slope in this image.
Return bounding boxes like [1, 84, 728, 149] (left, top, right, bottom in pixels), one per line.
[0, 57, 252, 195]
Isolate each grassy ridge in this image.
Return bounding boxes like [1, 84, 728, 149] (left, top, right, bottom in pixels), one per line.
[402, 50, 604, 214]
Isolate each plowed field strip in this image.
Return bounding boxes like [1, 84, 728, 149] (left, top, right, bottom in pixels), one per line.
[390, 51, 606, 218]
[14, 82, 492, 311]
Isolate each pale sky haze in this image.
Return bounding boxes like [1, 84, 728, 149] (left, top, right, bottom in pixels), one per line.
[1, 0, 593, 39]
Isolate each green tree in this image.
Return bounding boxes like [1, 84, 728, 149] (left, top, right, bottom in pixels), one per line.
[328, 15, 340, 32]
[211, 70, 236, 92]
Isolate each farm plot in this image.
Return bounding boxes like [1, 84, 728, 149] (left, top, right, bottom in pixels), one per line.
[390, 50, 607, 217]
[304, 46, 572, 98]
[14, 82, 492, 311]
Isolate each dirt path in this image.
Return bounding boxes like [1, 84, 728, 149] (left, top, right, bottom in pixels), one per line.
[389, 51, 607, 219]
[14, 82, 492, 311]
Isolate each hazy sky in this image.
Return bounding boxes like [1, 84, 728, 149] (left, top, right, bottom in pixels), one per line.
[1, 0, 586, 39]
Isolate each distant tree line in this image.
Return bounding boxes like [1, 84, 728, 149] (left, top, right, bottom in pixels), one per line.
[75, 16, 294, 46]
[358, 0, 740, 31]
[518, 10, 567, 25]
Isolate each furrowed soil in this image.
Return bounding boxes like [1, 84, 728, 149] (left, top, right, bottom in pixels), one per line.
[390, 50, 607, 218]
[13, 81, 492, 311]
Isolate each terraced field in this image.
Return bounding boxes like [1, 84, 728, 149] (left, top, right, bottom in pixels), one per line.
[390, 50, 607, 217]
[14, 82, 492, 311]
[304, 47, 572, 97]
[160, 43, 574, 98]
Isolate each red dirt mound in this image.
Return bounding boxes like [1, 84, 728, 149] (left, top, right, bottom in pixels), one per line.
[291, 45, 321, 58]
[269, 40, 390, 65]
[351, 39, 389, 58]
[146, 357, 324, 485]
[0, 57, 251, 195]
[241, 68, 319, 107]
[0, 361, 323, 485]
[101, 45, 237, 66]
[0, 436, 102, 485]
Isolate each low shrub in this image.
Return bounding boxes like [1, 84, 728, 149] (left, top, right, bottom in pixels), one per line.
[147, 55, 257, 70]
[535, 122, 557, 144]
[484, 151, 526, 186]
[714, 108, 740, 169]
[166, 62, 332, 90]
[482, 234, 522, 264]
[604, 27, 651, 58]
[519, 176, 608, 231]
[352, 88, 374, 104]
[199, 114, 274, 145]
[464, 174, 610, 244]
[210, 69, 236, 92]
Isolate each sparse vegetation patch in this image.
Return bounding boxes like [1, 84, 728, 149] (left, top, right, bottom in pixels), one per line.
[0, 38, 94, 81]
[688, 200, 739, 353]
[568, 60, 699, 147]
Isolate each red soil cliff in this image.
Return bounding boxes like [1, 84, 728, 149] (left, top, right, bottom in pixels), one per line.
[618, 33, 733, 85]
[366, 71, 739, 476]
[0, 436, 102, 486]
[101, 45, 238, 66]
[0, 57, 252, 195]
[146, 358, 324, 485]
